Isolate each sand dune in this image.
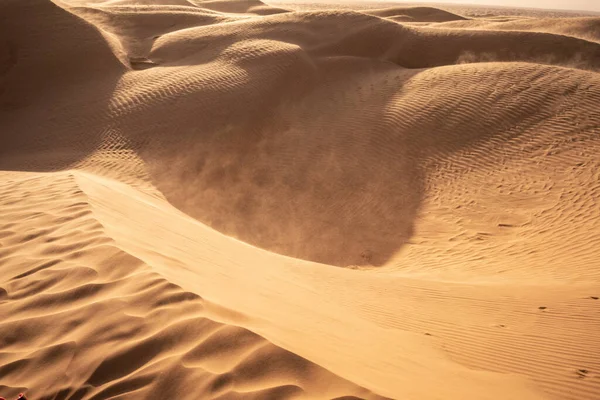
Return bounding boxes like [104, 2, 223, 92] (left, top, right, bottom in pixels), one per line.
[363, 6, 467, 22]
[431, 17, 600, 43]
[1, 0, 599, 399]
[0, 171, 387, 399]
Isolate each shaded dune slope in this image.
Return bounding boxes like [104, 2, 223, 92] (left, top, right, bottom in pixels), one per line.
[2, 0, 600, 268]
[0, 0, 126, 170]
[3, 0, 599, 266]
[59, 5, 239, 62]
[31, 3, 600, 267]
[1, 0, 600, 399]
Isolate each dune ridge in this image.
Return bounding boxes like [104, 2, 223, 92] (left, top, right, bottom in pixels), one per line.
[1, 0, 599, 399]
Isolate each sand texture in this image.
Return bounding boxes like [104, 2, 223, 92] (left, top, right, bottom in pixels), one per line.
[1, 0, 599, 399]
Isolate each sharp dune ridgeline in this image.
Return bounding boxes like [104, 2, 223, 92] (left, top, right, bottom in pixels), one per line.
[0, 0, 599, 399]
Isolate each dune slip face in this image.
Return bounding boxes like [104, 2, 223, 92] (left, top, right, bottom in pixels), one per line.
[1, 0, 600, 399]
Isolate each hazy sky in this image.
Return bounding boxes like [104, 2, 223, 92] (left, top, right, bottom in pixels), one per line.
[419, 0, 600, 11]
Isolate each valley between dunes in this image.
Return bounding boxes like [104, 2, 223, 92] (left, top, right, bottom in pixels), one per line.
[1, 0, 599, 399]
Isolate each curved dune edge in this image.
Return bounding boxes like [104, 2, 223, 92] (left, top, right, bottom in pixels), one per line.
[0, 171, 388, 399]
[2, 168, 599, 399]
[1, 0, 600, 399]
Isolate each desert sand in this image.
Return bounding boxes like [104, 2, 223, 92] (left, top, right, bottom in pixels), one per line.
[1, 0, 599, 399]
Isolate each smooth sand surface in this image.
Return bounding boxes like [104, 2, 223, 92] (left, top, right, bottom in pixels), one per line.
[1, 0, 599, 399]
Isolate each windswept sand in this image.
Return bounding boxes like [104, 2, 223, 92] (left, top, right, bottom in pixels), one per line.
[1, 0, 599, 399]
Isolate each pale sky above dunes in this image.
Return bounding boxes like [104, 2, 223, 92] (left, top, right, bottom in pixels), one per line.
[406, 0, 600, 11]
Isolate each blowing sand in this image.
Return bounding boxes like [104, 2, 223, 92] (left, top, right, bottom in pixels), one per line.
[1, 0, 599, 399]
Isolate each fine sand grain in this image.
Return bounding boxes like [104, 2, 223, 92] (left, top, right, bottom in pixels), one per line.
[1, 0, 599, 399]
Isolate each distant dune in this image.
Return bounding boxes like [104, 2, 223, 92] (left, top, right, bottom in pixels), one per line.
[363, 6, 467, 22]
[1, 0, 599, 399]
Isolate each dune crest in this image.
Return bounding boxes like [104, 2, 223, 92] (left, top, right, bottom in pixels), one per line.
[363, 6, 467, 22]
[1, 0, 599, 399]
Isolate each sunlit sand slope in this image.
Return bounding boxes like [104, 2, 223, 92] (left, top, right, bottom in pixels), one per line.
[1, 0, 599, 399]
